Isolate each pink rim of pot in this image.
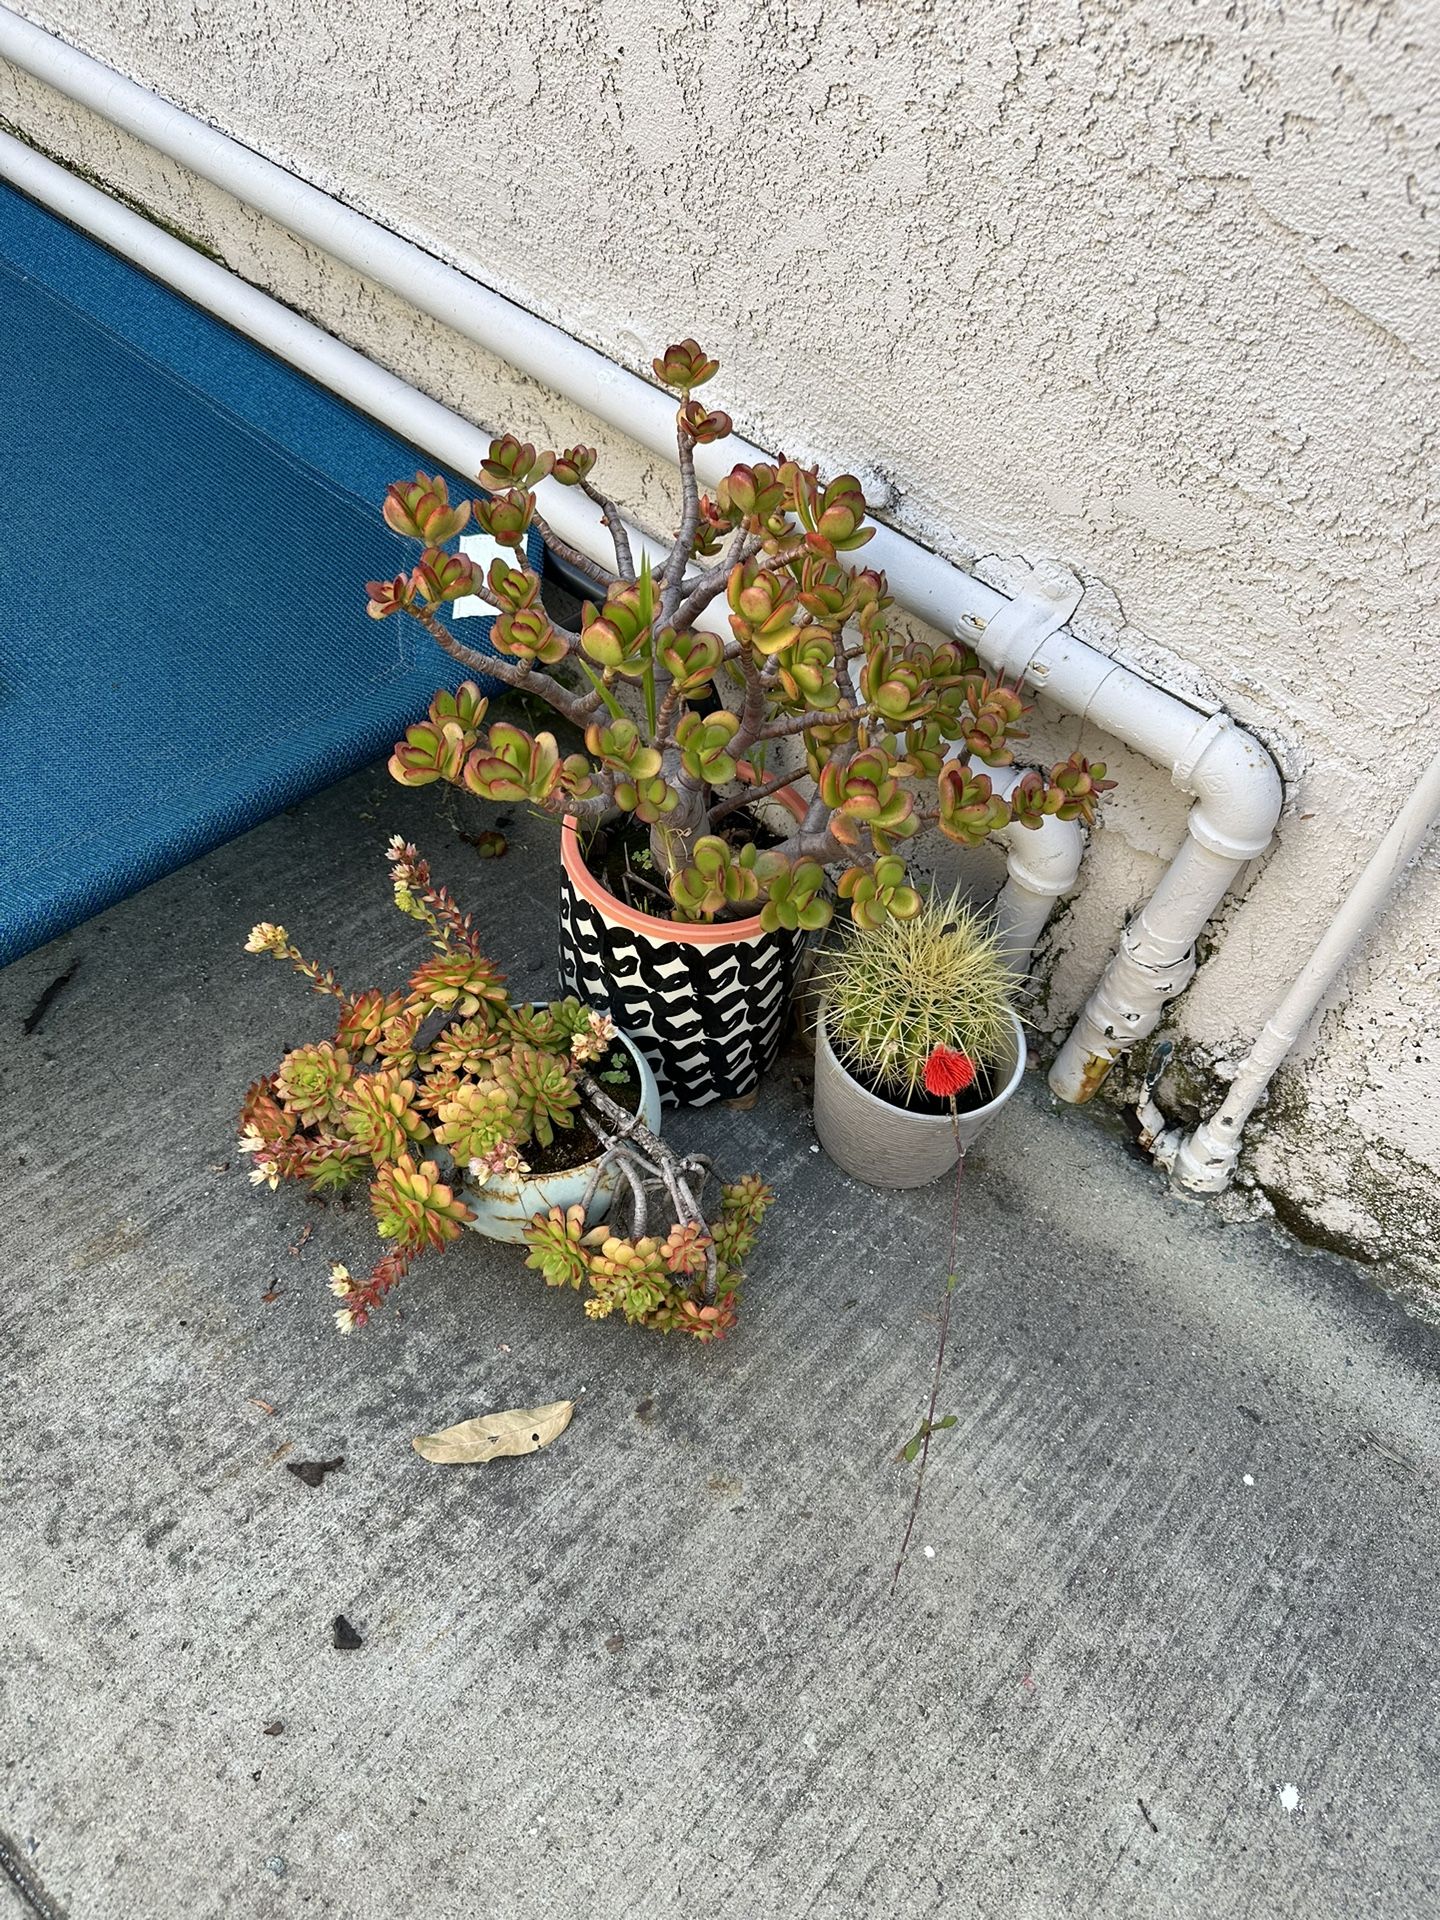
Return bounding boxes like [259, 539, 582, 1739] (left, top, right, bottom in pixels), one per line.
[560, 770, 807, 947]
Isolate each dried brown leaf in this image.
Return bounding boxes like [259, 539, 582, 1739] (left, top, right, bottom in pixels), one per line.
[412, 1399, 574, 1465]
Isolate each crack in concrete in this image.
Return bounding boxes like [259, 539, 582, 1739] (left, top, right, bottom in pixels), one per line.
[0, 1830, 66, 1920]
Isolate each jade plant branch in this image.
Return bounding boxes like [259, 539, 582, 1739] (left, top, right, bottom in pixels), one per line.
[373, 337, 1116, 931]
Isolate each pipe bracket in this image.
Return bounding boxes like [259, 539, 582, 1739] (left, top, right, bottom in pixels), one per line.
[982, 562, 1086, 685]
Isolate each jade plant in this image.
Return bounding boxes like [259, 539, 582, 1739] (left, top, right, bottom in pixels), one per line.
[239, 839, 772, 1338]
[370, 338, 1114, 927]
[818, 893, 1016, 1102]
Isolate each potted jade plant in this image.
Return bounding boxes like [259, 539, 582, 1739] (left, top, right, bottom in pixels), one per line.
[368, 337, 1113, 1106]
[813, 893, 1025, 1188]
[238, 838, 772, 1339]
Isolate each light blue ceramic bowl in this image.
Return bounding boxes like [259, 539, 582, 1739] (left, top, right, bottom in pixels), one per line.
[461, 1022, 663, 1242]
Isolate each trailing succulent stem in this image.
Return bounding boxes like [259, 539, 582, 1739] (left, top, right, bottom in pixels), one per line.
[373, 339, 1115, 928]
[522, 1080, 772, 1341]
[241, 840, 769, 1338]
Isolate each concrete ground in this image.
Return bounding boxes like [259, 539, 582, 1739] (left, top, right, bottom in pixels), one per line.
[2, 762, 1438, 1920]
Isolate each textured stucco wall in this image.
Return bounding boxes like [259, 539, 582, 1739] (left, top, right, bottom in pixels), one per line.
[3, 0, 1438, 1285]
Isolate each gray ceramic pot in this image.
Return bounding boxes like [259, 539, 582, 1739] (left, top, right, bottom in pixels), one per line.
[813, 1002, 1027, 1188]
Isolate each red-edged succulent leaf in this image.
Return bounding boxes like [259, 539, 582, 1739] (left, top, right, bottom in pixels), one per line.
[652, 338, 719, 391]
[473, 490, 536, 548]
[382, 472, 470, 545]
[365, 573, 417, 620]
[550, 445, 597, 487]
[479, 434, 554, 491]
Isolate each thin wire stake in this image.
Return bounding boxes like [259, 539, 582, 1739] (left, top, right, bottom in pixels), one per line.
[891, 1102, 966, 1597]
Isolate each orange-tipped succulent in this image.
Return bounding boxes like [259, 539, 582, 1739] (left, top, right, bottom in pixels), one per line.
[340, 1070, 427, 1165]
[276, 1041, 352, 1128]
[371, 1155, 473, 1251]
[240, 841, 771, 1341]
[382, 472, 470, 545]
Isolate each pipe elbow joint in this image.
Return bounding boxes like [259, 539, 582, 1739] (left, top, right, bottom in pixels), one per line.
[1170, 1120, 1241, 1193]
[1180, 716, 1284, 864]
[987, 765, 1085, 900]
[996, 816, 1084, 899]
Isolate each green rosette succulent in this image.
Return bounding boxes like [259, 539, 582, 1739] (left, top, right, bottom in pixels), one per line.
[433, 1080, 522, 1167]
[494, 1045, 580, 1149]
[339, 1069, 428, 1165]
[370, 1155, 473, 1251]
[275, 1042, 352, 1127]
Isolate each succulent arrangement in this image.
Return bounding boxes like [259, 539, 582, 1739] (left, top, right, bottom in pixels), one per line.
[818, 893, 1016, 1105]
[371, 338, 1114, 927]
[239, 839, 772, 1338]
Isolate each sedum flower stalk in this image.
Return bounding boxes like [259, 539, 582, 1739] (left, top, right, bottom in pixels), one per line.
[243, 922, 349, 1002]
[892, 1042, 982, 1596]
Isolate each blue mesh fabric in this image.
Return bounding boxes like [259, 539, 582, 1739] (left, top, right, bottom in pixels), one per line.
[0, 179, 538, 967]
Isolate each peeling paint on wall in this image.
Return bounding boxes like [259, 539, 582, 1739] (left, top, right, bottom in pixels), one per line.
[3, 0, 1437, 1286]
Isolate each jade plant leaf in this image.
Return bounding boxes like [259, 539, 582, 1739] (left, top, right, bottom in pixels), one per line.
[411, 1399, 574, 1464]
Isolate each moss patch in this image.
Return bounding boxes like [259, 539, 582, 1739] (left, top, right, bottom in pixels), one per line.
[0, 118, 230, 263]
[1030, 1015, 1438, 1312]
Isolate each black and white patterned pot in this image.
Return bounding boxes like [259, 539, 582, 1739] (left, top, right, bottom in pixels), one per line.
[558, 817, 805, 1107]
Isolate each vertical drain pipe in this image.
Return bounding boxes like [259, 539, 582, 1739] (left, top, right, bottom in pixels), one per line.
[1165, 740, 1440, 1192]
[1047, 698, 1282, 1101]
[988, 766, 1085, 976]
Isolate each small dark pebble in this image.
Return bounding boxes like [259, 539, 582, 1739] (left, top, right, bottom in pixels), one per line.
[332, 1615, 363, 1651]
[262, 1721, 284, 1737]
[604, 1633, 625, 1653]
[286, 1457, 344, 1488]
[634, 1398, 656, 1423]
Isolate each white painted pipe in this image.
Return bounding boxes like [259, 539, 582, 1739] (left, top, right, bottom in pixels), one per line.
[0, 126, 726, 638]
[1048, 797, 1272, 1102]
[982, 764, 1085, 976]
[1000, 619, 1282, 1097]
[1170, 741, 1440, 1193]
[0, 7, 1285, 1081]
